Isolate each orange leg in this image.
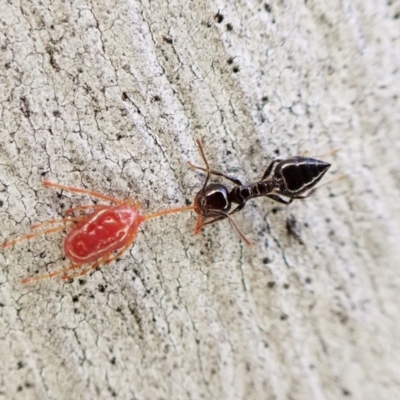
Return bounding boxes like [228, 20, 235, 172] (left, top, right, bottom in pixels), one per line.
[2, 224, 74, 249]
[43, 180, 125, 205]
[144, 205, 195, 221]
[21, 261, 85, 284]
[31, 216, 84, 229]
[61, 259, 104, 281]
[64, 204, 108, 215]
[194, 213, 251, 246]
[194, 215, 203, 234]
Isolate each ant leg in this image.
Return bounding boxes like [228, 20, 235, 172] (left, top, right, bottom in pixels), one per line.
[288, 175, 345, 200]
[261, 159, 282, 180]
[227, 216, 251, 246]
[193, 138, 211, 190]
[195, 210, 251, 246]
[229, 203, 246, 215]
[267, 195, 292, 205]
[43, 181, 125, 205]
[188, 162, 243, 186]
[2, 223, 79, 249]
[195, 215, 227, 232]
[189, 138, 243, 187]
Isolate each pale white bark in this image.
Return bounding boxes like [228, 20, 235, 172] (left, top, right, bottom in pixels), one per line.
[1, 0, 400, 399]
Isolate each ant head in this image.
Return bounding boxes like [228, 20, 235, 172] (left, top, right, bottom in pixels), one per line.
[194, 183, 231, 216]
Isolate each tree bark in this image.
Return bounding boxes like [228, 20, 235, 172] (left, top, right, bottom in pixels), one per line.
[1, 0, 400, 399]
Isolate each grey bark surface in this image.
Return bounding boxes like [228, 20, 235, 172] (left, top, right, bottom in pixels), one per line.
[1, 1, 400, 399]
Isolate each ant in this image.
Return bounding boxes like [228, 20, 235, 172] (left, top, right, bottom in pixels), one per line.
[2, 181, 194, 283]
[189, 139, 331, 243]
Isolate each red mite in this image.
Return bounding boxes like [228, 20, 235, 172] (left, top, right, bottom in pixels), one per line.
[2, 181, 194, 284]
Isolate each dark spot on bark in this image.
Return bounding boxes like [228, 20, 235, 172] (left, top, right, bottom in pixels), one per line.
[0, 200, 3, 207]
[271, 208, 279, 214]
[265, 4, 272, 12]
[280, 314, 288, 320]
[25, 382, 33, 388]
[121, 92, 128, 101]
[72, 295, 79, 302]
[163, 36, 173, 44]
[394, 12, 400, 19]
[53, 110, 61, 117]
[78, 279, 86, 285]
[152, 95, 161, 102]
[46, 46, 60, 70]
[226, 23, 233, 31]
[262, 96, 269, 102]
[5, 62, 10, 69]
[110, 357, 116, 365]
[305, 277, 312, 284]
[227, 57, 234, 64]
[214, 12, 223, 23]
[267, 281, 275, 288]
[39, 252, 46, 258]
[20, 96, 30, 118]
[98, 284, 105, 293]
[116, 307, 122, 312]
[17, 385, 23, 392]
[342, 388, 351, 396]
[17, 361, 24, 369]
[283, 283, 290, 289]
[263, 257, 271, 264]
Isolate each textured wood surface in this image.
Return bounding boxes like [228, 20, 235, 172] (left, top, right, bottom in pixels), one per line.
[1, 1, 400, 399]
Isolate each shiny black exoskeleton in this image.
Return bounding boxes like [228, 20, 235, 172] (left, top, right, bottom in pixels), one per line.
[228, 156, 331, 212]
[189, 139, 331, 244]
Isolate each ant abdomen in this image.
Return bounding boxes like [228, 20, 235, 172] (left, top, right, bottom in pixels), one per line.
[273, 157, 331, 197]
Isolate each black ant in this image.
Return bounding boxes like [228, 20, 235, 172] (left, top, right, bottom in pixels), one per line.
[189, 139, 331, 244]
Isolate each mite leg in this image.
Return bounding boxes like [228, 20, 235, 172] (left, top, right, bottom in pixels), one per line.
[145, 205, 195, 221]
[31, 217, 84, 229]
[43, 180, 125, 205]
[21, 261, 85, 284]
[2, 223, 78, 249]
[64, 204, 108, 215]
[194, 215, 204, 234]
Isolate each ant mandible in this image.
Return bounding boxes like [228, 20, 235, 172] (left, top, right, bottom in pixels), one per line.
[2, 181, 194, 283]
[189, 138, 331, 243]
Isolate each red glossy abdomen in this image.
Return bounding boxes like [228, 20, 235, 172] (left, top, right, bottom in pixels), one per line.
[64, 206, 144, 264]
